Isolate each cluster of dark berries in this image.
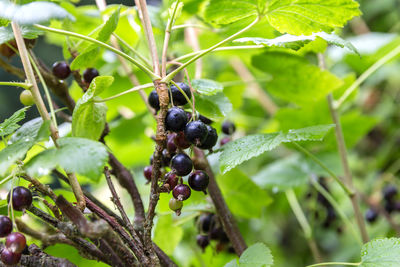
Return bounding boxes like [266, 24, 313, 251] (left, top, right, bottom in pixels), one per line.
[52, 61, 99, 85]
[195, 213, 233, 253]
[0, 186, 32, 265]
[148, 82, 192, 111]
[220, 120, 235, 146]
[365, 184, 400, 223]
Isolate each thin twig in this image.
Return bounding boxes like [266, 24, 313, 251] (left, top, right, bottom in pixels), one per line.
[318, 53, 369, 243]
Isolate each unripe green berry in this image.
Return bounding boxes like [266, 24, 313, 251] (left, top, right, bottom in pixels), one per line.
[19, 90, 34, 106]
[169, 198, 183, 215]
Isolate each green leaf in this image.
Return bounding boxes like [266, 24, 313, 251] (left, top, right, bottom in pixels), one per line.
[0, 25, 42, 45]
[0, 1, 74, 25]
[26, 137, 108, 181]
[153, 214, 183, 255]
[219, 169, 272, 218]
[252, 52, 343, 105]
[360, 238, 400, 267]
[0, 107, 28, 137]
[204, 0, 260, 25]
[72, 76, 113, 140]
[224, 243, 273, 267]
[239, 243, 273, 267]
[70, 7, 120, 70]
[235, 32, 359, 55]
[219, 124, 334, 174]
[0, 120, 50, 176]
[195, 92, 232, 121]
[191, 79, 224, 96]
[265, 0, 361, 35]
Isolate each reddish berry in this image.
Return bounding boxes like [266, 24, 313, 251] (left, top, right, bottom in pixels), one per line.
[167, 133, 177, 153]
[1, 248, 21, 265]
[0, 216, 12, 237]
[8, 186, 32, 211]
[143, 166, 153, 181]
[220, 137, 231, 146]
[171, 153, 193, 176]
[52, 61, 71, 79]
[189, 170, 209, 192]
[172, 184, 191, 201]
[6, 232, 26, 253]
[175, 132, 191, 149]
[164, 172, 178, 191]
[83, 68, 99, 84]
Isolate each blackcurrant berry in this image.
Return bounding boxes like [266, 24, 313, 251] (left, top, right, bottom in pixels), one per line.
[220, 137, 231, 146]
[384, 200, 396, 214]
[222, 120, 236, 135]
[52, 61, 71, 80]
[184, 121, 208, 145]
[189, 170, 209, 192]
[1, 248, 21, 265]
[19, 90, 34, 106]
[365, 208, 378, 223]
[170, 153, 193, 176]
[83, 68, 99, 84]
[210, 227, 225, 241]
[148, 90, 160, 111]
[143, 166, 153, 181]
[167, 133, 177, 153]
[169, 198, 183, 215]
[165, 107, 188, 132]
[0, 216, 12, 237]
[164, 172, 178, 191]
[174, 131, 191, 149]
[8, 186, 32, 211]
[383, 185, 397, 201]
[6, 232, 26, 253]
[199, 115, 213, 125]
[172, 184, 191, 201]
[198, 213, 214, 233]
[170, 82, 191, 106]
[196, 235, 210, 250]
[198, 125, 218, 150]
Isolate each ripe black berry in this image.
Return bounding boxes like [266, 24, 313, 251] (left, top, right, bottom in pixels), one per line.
[169, 198, 183, 215]
[167, 133, 177, 153]
[189, 170, 209, 192]
[184, 121, 208, 145]
[384, 200, 396, 214]
[0, 216, 12, 237]
[164, 172, 178, 191]
[222, 120, 236, 135]
[198, 213, 214, 233]
[148, 90, 160, 111]
[175, 132, 191, 149]
[170, 82, 191, 106]
[8, 186, 32, 211]
[383, 185, 397, 201]
[173, 184, 191, 201]
[196, 235, 210, 250]
[365, 208, 378, 223]
[143, 166, 153, 181]
[52, 61, 71, 80]
[83, 68, 99, 84]
[165, 107, 188, 132]
[220, 137, 231, 146]
[198, 125, 218, 150]
[199, 115, 213, 125]
[6, 232, 26, 253]
[171, 153, 193, 176]
[1, 248, 21, 265]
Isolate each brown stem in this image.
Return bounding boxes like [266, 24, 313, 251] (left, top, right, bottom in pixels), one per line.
[193, 148, 247, 255]
[0, 57, 25, 79]
[318, 53, 369, 243]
